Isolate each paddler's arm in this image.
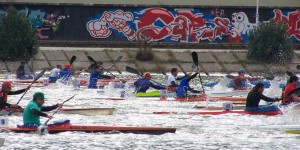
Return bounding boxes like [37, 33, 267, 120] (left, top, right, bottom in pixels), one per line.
[41, 104, 60, 112]
[170, 81, 178, 87]
[31, 108, 48, 117]
[260, 94, 277, 102]
[0, 98, 11, 108]
[8, 89, 27, 95]
[291, 95, 300, 101]
[149, 82, 165, 90]
[187, 73, 198, 82]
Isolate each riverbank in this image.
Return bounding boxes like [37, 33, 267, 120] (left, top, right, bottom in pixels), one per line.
[2, 47, 300, 76]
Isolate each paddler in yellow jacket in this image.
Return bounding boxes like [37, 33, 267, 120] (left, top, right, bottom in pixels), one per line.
[23, 92, 62, 126]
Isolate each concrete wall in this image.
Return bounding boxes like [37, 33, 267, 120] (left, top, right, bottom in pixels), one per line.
[2, 47, 299, 76]
[3, 0, 300, 7]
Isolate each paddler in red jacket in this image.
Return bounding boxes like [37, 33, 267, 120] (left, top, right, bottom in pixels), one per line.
[283, 76, 300, 104]
[233, 69, 250, 90]
[0, 81, 30, 109]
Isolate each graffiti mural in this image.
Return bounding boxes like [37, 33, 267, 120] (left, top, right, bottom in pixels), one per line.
[87, 8, 300, 44]
[0, 5, 299, 44]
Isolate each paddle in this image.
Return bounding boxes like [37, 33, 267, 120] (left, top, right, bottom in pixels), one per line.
[125, 66, 163, 86]
[38, 94, 76, 134]
[285, 88, 300, 98]
[286, 71, 296, 77]
[225, 74, 235, 79]
[70, 55, 76, 65]
[191, 51, 206, 94]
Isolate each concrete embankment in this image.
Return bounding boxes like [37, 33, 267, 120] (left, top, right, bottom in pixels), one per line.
[2, 47, 300, 76]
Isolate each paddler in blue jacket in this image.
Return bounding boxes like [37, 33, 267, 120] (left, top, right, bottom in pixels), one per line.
[134, 72, 165, 93]
[245, 82, 280, 112]
[176, 72, 202, 97]
[59, 64, 73, 81]
[23, 92, 62, 126]
[88, 65, 112, 88]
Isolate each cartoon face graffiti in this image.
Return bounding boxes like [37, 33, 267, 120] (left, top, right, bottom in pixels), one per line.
[229, 12, 255, 43]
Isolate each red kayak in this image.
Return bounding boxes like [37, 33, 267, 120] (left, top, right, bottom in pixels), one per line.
[160, 95, 246, 102]
[0, 107, 23, 114]
[1, 121, 176, 135]
[153, 110, 282, 116]
[95, 97, 125, 100]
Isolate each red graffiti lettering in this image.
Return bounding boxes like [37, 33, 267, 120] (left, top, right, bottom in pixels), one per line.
[137, 8, 173, 41]
[198, 17, 230, 41]
[273, 9, 300, 41]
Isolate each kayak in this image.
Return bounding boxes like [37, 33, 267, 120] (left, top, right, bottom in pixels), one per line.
[96, 97, 125, 100]
[135, 90, 161, 97]
[195, 105, 246, 110]
[0, 120, 176, 135]
[0, 107, 23, 115]
[153, 110, 282, 116]
[59, 108, 115, 115]
[160, 94, 246, 102]
[282, 125, 300, 134]
[206, 90, 249, 96]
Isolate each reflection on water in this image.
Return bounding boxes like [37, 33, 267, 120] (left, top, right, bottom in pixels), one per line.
[1, 75, 299, 149]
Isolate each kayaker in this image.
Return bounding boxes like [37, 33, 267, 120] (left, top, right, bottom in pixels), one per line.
[0, 81, 30, 109]
[88, 65, 112, 88]
[245, 82, 280, 112]
[134, 72, 165, 93]
[283, 75, 300, 104]
[176, 72, 203, 98]
[49, 64, 62, 83]
[23, 92, 62, 126]
[233, 69, 250, 90]
[59, 64, 74, 81]
[16, 61, 33, 79]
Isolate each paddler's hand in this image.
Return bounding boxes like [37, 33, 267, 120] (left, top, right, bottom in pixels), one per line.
[26, 85, 31, 91]
[56, 103, 63, 108]
[47, 115, 53, 119]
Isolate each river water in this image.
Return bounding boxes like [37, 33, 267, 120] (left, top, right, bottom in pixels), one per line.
[1, 75, 300, 150]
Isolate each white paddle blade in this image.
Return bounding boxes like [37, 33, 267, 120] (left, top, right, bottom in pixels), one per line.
[37, 124, 48, 135]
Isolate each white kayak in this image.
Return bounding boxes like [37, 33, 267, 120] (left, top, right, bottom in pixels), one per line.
[59, 108, 115, 115]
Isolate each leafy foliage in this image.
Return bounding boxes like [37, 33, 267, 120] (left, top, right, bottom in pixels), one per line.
[135, 41, 154, 61]
[247, 20, 294, 65]
[0, 6, 38, 61]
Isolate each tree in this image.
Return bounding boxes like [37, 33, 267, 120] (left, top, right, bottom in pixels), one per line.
[247, 20, 294, 65]
[0, 6, 38, 61]
[135, 41, 154, 61]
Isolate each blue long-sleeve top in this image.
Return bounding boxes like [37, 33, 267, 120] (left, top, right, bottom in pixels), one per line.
[88, 70, 104, 88]
[176, 73, 198, 97]
[134, 78, 165, 93]
[59, 68, 73, 80]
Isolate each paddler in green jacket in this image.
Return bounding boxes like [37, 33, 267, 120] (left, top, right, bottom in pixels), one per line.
[23, 92, 62, 126]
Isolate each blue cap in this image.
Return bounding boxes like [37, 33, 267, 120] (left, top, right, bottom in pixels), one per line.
[237, 69, 245, 74]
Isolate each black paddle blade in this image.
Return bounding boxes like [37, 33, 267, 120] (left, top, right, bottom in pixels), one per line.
[87, 56, 97, 63]
[297, 65, 300, 70]
[88, 63, 98, 69]
[286, 88, 300, 98]
[115, 56, 123, 62]
[191, 51, 199, 66]
[70, 55, 76, 65]
[126, 66, 142, 76]
[34, 69, 46, 82]
[265, 75, 275, 80]
[286, 71, 296, 77]
[225, 74, 235, 79]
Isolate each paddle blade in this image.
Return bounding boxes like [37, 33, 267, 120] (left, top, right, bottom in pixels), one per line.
[191, 51, 199, 66]
[225, 74, 235, 79]
[70, 55, 76, 65]
[115, 56, 123, 62]
[34, 69, 46, 82]
[297, 65, 300, 70]
[286, 88, 300, 98]
[126, 66, 142, 76]
[87, 56, 97, 63]
[286, 71, 296, 77]
[88, 63, 98, 69]
[191, 63, 197, 70]
[265, 75, 275, 80]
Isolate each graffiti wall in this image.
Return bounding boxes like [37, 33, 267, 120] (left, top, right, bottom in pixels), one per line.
[0, 5, 299, 44]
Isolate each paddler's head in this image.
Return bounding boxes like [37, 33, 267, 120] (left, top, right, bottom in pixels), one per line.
[94, 65, 101, 72]
[2, 81, 12, 93]
[288, 76, 299, 86]
[143, 72, 151, 80]
[33, 92, 46, 106]
[171, 68, 178, 76]
[237, 69, 245, 76]
[253, 82, 264, 93]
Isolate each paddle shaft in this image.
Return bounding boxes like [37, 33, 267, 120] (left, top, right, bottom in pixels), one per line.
[103, 68, 126, 83]
[44, 95, 76, 125]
